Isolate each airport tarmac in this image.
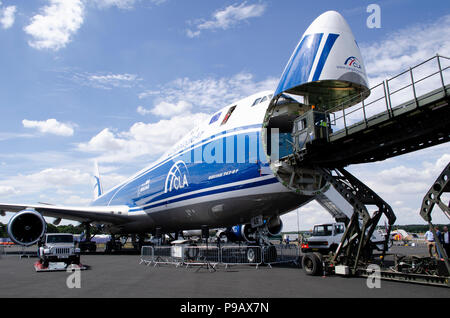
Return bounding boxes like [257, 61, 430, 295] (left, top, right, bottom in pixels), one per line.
[0, 245, 449, 298]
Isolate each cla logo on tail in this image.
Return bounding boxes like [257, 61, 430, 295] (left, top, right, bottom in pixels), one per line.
[165, 161, 189, 193]
[344, 56, 362, 69]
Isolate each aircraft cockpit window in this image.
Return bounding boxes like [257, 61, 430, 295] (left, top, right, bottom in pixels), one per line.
[252, 98, 261, 106]
[209, 111, 222, 125]
[260, 96, 268, 103]
[221, 105, 236, 125]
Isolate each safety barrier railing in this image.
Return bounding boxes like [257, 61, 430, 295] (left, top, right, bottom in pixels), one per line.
[152, 246, 185, 267]
[326, 54, 450, 136]
[139, 246, 154, 265]
[0, 245, 37, 258]
[410, 238, 427, 246]
[140, 244, 303, 269]
[221, 246, 263, 269]
[262, 245, 300, 267]
[183, 246, 221, 268]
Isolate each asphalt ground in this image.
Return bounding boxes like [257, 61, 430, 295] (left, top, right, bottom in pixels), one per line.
[0, 244, 449, 299]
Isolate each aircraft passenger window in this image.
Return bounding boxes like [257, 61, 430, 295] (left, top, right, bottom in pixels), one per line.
[252, 98, 261, 106]
[221, 105, 236, 125]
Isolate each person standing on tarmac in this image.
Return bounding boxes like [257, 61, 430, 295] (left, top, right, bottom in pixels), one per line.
[425, 228, 437, 258]
[435, 227, 443, 259]
[442, 226, 450, 258]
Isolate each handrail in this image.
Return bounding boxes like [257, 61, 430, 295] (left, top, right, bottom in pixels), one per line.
[326, 54, 449, 134]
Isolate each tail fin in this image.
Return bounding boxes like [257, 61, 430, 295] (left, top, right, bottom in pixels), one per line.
[92, 160, 103, 200]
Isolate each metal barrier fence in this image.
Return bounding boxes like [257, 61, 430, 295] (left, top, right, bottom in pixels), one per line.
[140, 245, 300, 269]
[0, 245, 38, 258]
[263, 245, 300, 267]
[221, 246, 263, 269]
[183, 246, 221, 268]
[152, 246, 184, 267]
[410, 238, 427, 246]
[139, 246, 153, 265]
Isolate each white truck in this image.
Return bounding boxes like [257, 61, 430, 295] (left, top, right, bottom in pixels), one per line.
[38, 233, 81, 267]
[301, 223, 346, 254]
[301, 222, 388, 254]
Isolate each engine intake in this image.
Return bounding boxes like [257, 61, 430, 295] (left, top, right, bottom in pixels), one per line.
[225, 224, 257, 243]
[266, 216, 283, 236]
[7, 209, 46, 246]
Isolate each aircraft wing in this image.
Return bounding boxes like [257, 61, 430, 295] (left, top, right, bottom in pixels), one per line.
[0, 203, 130, 224]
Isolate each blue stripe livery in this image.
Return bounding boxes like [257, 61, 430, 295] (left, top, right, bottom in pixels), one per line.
[275, 33, 340, 96]
[275, 33, 323, 96]
[312, 33, 339, 81]
[91, 129, 274, 212]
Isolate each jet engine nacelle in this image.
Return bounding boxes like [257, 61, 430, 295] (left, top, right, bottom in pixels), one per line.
[266, 216, 283, 236]
[224, 224, 257, 243]
[224, 218, 283, 243]
[7, 209, 47, 246]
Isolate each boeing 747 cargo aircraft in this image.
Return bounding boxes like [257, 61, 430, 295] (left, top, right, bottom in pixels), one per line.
[1, 11, 372, 248]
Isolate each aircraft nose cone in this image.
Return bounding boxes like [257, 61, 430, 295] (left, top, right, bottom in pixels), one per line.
[273, 10, 369, 109]
[305, 10, 352, 35]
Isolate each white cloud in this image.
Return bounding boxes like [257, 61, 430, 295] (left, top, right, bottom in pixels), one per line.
[0, 185, 17, 196]
[362, 153, 450, 196]
[281, 201, 333, 232]
[0, 132, 36, 141]
[139, 72, 277, 112]
[69, 71, 142, 90]
[136, 105, 152, 116]
[361, 14, 450, 86]
[0, 5, 16, 29]
[0, 152, 129, 207]
[186, 29, 200, 38]
[77, 112, 210, 163]
[187, 2, 267, 38]
[22, 119, 75, 137]
[348, 149, 450, 225]
[92, 0, 167, 10]
[83, 73, 141, 90]
[26, 168, 90, 186]
[89, 73, 137, 82]
[138, 101, 194, 117]
[0, 168, 91, 200]
[78, 128, 125, 152]
[61, 194, 92, 206]
[24, 0, 85, 51]
[149, 100, 192, 117]
[92, 0, 137, 9]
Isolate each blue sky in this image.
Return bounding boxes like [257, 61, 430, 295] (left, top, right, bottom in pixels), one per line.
[0, 0, 449, 230]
